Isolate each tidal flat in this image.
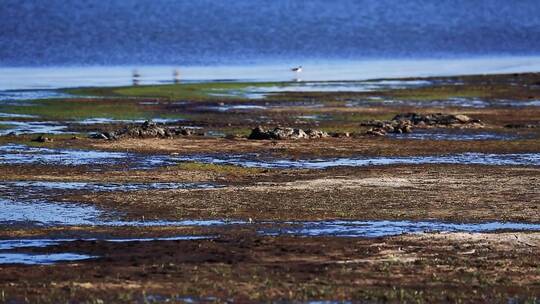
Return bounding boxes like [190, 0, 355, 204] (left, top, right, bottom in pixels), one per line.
[0, 72, 539, 303]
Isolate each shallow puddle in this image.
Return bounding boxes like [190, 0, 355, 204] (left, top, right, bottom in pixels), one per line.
[347, 97, 540, 108]
[0, 236, 211, 265]
[388, 129, 521, 141]
[77, 117, 184, 125]
[172, 152, 540, 169]
[197, 104, 268, 112]
[0, 198, 245, 227]
[0, 253, 96, 265]
[229, 80, 432, 98]
[0, 144, 130, 166]
[2, 144, 538, 169]
[0, 90, 72, 102]
[260, 220, 540, 237]
[1, 181, 220, 192]
[0, 121, 70, 135]
[0, 112, 38, 118]
[0, 199, 102, 226]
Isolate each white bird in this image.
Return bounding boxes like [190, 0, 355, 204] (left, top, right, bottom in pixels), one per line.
[291, 66, 303, 73]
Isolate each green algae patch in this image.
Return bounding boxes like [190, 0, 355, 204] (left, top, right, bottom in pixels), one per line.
[175, 162, 265, 175]
[0, 98, 187, 121]
[65, 82, 287, 101]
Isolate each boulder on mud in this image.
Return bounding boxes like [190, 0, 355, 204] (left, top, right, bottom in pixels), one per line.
[248, 126, 329, 140]
[32, 135, 53, 143]
[363, 119, 413, 136]
[392, 113, 481, 126]
[125, 120, 167, 138]
[90, 120, 201, 140]
[363, 112, 482, 137]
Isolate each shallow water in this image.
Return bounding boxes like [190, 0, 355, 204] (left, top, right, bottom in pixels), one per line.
[78, 118, 184, 125]
[0, 144, 129, 166]
[208, 80, 433, 100]
[196, 104, 267, 112]
[1, 181, 220, 192]
[0, 112, 38, 118]
[0, 90, 72, 101]
[0, 236, 212, 251]
[0, 236, 211, 265]
[0, 199, 102, 226]
[0, 198, 246, 227]
[260, 220, 540, 237]
[0, 253, 95, 265]
[2, 144, 538, 169]
[172, 152, 540, 169]
[388, 129, 521, 141]
[347, 97, 540, 108]
[0, 121, 70, 135]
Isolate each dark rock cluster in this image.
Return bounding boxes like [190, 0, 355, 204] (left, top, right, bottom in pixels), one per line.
[90, 120, 199, 140]
[363, 113, 482, 136]
[392, 113, 480, 126]
[248, 126, 330, 140]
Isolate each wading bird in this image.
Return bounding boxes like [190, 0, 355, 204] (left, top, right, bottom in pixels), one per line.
[291, 66, 303, 73]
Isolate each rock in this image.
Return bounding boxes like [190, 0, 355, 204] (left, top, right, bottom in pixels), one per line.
[33, 135, 53, 143]
[305, 129, 329, 139]
[225, 134, 241, 140]
[331, 132, 350, 138]
[90, 133, 110, 140]
[248, 126, 272, 140]
[363, 112, 480, 137]
[366, 128, 387, 136]
[273, 127, 308, 140]
[248, 126, 327, 140]
[453, 114, 471, 123]
[392, 113, 479, 127]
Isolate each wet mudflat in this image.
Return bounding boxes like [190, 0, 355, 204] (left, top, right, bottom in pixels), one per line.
[0, 72, 539, 303]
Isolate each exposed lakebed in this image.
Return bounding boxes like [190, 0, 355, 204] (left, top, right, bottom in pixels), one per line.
[2, 220, 540, 265]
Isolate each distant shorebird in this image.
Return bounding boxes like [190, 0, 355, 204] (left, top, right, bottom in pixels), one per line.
[132, 69, 141, 86]
[173, 69, 180, 83]
[132, 69, 141, 78]
[291, 66, 303, 73]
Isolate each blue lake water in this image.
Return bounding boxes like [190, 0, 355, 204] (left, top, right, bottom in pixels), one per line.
[2, 0, 540, 66]
[1, 1, 540, 89]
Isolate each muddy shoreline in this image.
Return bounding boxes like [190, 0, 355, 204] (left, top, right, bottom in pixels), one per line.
[0, 72, 539, 303]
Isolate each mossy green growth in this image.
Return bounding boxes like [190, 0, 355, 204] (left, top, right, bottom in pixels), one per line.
[175, 162, 264, 175]
[65, 81, 288, 101]
[0, 99, 188, 121]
